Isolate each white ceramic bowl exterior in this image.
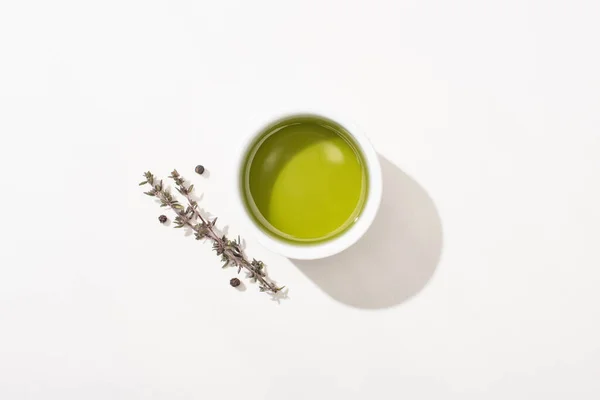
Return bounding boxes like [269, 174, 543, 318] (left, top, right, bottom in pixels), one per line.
[233, 111, 382, 260]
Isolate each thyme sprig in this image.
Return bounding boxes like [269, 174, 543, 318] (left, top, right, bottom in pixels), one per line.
[140, 170, 284, 295]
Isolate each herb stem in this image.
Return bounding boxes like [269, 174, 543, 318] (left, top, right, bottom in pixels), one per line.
[141, 170, 284, 295]
[176, 191, 280, 291]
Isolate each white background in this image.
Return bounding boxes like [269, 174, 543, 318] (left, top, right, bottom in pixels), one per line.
[1, 0, 599, 399]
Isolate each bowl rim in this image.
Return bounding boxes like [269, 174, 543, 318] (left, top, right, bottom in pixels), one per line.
[232, 110, 382, 260]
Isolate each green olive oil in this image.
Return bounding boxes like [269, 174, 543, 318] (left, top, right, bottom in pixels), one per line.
[241, 116, 368, 244]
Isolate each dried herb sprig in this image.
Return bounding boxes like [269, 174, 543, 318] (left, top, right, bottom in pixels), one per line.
[140, 170, 285, 295]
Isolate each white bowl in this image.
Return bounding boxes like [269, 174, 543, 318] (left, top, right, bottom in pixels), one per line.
[232, 111, 382, 260]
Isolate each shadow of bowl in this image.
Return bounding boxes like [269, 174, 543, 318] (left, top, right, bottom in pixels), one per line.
[292, 155, 443, 309]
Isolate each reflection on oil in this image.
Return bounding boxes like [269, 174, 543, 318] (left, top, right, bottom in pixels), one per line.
[323, 142, 345, 164]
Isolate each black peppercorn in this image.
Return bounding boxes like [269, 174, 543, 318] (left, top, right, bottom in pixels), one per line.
[230, 278, 241, 288]
[195, 165, 205, 175]
[158, 215, 167, 223]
